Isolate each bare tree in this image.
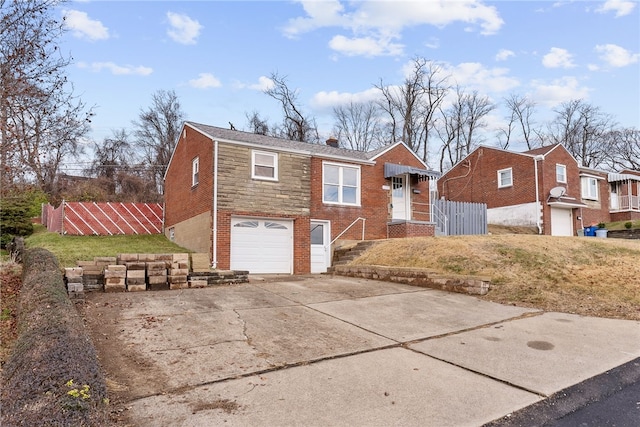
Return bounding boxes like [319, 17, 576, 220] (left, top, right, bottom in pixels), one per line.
[546, 99, 615, 168]
[133, 89, 185, 193]
[1, 0, 91, 194]
[87, 128, 134, 194]
[604, 127, 640, 171]
[331, 100, 384, 151]
[375, 57, 450, 163]
[437, 87, 495, 172]
[264, 72, 318, 143]
[499, 93, 539, 149]
[245, 110, 270, 135]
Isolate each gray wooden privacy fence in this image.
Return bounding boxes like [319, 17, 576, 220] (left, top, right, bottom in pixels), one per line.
[432, 199, 487, 236]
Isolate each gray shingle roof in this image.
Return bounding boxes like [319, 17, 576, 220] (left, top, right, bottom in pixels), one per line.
[187, 121, 384, 162]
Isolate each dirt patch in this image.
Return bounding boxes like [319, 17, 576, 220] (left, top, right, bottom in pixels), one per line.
[0, 264, 21, 369]
[191, 398, 241, 414]
[352, 235, 640, 321]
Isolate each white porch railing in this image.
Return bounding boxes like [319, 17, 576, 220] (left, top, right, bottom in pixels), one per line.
[611, 195, 640, 211]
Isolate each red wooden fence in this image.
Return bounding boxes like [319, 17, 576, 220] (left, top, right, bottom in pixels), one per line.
[42, 202, 163, 236]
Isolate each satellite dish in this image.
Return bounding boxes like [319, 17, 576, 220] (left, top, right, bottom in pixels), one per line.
[549, 186, 566, 198]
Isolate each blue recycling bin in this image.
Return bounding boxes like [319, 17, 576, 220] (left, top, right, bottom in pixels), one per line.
[584, 226, 597, 237]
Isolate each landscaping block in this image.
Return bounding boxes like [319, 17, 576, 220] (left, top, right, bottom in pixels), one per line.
[125, 262, 146, 271]
[127, 284, 146, 292]
[117, 253, 139, 263]
[64, 267, 83, 279]
[149, 282, 170, 291]
[148, 275, 168, 285]
[189, 280, 207, 288]
[138, 253, 156, 262]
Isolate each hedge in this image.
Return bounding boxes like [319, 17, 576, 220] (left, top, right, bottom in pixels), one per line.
[0, 248, 111, 426]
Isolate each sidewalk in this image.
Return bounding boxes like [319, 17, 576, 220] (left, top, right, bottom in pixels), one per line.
[83, 275, 640, 426]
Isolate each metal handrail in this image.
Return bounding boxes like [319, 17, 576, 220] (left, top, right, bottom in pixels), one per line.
[431, 203, 448, 235]
[329, 217, 366, 247]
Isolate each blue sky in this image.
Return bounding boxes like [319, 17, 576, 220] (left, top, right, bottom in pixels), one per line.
[59, 0, 639, 155]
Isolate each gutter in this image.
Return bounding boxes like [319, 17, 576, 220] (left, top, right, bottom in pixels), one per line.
[212, 139, 219, 269]
[533, 154, 544, 234]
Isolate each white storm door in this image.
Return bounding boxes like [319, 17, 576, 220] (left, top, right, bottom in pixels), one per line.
[392, 175, 410, 220]
[550, 207, 573, 236]
[310, 220, 330, 274]
[231, 217, 293, 274]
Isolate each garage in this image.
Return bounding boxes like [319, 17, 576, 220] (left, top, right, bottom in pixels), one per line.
[230, 217, 293, 274]
[550, 207, 573, 236]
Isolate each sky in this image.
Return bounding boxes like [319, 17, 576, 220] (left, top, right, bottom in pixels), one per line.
[57, 0, 639, 164]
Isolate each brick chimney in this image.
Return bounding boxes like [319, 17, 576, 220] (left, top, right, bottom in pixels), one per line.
[326, 136, 339, 148]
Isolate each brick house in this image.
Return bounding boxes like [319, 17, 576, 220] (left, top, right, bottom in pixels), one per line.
[163, 121, 440, 274]
[437, 144, 618, 236]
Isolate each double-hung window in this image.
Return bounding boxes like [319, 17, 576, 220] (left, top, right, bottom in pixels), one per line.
[497, 167, 513, 188]
[556, 164, 567, 183]
[192, 157, 199, 187]
[581, 177, 599, 200]
[252, 150, 278, 181]
[323, 162, 360, 206]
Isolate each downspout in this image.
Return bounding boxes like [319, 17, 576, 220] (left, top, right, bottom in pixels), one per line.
[212, 139, 219, 269]
[533, 155, 544, 234]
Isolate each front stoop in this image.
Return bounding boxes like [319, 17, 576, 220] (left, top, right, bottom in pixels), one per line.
[330, 241, 378, 269]
[331, 265, 491, 296]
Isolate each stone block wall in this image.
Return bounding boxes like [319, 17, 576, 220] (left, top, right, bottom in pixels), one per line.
[64, 253, 248, 295]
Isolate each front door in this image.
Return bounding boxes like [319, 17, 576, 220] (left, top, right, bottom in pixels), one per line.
[392, 175, 410, 220]
[610, 182, 619, 210]
[310, 220, 331, 273]
[550, 207, 573, 236]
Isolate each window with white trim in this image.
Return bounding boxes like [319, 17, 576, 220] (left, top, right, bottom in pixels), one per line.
[252, 150, 278, 181]
[323, 162, 360, 206]
[497, 168, 513, 188]
[192, 157, 199, 187]
[581, 177, 599, 200]
[556, 164, 567, 183]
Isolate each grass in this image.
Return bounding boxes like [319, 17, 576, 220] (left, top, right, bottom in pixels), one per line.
[24, 225, 191, 267]
[352, 234, 640, 321]
[604, 219, 640, 231]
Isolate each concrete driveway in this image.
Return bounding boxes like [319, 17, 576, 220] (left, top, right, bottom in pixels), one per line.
[82, 275, 640, 426]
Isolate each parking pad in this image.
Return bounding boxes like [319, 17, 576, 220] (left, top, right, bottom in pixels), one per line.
[126, 347, 541, 427]
[309, 289, 538, 341]
[411, 312, 640, 396]
[253, 275, 421, 304]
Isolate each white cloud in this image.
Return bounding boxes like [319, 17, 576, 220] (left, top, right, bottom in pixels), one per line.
[447, 62, 520, 93]
[77, 61, 153, 76]
[595, 44, 639, 67]
[63, 9, 109, 41]
[495, 49, 515, 61]
[166, 12, 202, 45]
[328, 34, 403, 57]
[531, 77, 590, 107]
[596, 0, 636, 17]
[188, 73, 221, 89]
[310, 87, 381, 110]
[283, 0, 504, 57]
[542, 47, 576, 69]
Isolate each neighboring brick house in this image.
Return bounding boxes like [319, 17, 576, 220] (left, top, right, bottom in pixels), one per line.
[608, 169, 640, 222]
[437, 144, 617, 236]
[163, 121, 440, 274]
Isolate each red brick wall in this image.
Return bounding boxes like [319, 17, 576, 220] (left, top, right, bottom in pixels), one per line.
[388, 222, 435, 238]
[164, 126, 214, 227]
[438, 147, 537, 209]
[310, 144, 432, 241]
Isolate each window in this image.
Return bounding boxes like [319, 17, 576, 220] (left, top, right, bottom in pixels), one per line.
[233, 220, 259, 228]
[556, 164, 567, 183]
[252, 150, 278, 181]
[192, 157, 199, 187]
[323, 162, 360, 205]
[497, 168, 513, 188]
[310, 223, 324, 245]
[581, 177, 599, 200]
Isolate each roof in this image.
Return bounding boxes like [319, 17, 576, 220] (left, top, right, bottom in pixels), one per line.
[522, 143, 562, 156]
[187, 121, 377, 163]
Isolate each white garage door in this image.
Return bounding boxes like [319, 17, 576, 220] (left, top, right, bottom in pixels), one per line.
[550, 207, 573, 236]
[231, 217, 293, 274]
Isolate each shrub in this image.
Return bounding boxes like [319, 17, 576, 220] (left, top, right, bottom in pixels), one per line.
[0, 196, 34, 248]
[625, 222, 633, 229]
[0, 248, 111, 426]
[597, 222, 606, 229]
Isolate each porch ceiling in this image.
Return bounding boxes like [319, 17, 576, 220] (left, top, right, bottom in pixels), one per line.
[384, 163, 441, 181]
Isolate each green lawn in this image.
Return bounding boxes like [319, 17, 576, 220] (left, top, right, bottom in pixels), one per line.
[603, 219, 640, 231]
[25, 225, 191, 267]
